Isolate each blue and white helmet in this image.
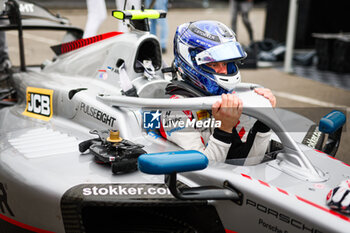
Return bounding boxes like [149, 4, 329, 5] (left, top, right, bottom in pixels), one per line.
[174, 20, 247, 95]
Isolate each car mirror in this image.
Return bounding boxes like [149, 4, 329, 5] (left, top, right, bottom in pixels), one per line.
[138, 151, 242, 202]
[318, 110, 346, 156]
[319, 110, 346, 134]
[138, 150, 208, 174]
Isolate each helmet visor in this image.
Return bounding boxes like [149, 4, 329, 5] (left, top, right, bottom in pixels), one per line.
[195, 41, 246, 65]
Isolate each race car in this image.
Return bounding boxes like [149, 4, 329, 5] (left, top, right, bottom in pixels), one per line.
[0, 1, 349, 232]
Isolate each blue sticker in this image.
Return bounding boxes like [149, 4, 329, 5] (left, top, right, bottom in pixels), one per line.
[143, 110, 161, 129]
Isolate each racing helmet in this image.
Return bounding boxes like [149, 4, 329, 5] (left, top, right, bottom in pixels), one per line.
[173, 20, 247, 95]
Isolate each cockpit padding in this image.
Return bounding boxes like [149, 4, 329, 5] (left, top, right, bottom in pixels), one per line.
[134, 38, 162, 73]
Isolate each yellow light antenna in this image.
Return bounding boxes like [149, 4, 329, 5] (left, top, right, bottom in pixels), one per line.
[112, 9, 166, 21]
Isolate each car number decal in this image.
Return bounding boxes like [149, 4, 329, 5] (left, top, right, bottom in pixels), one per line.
[22, 87, 53, 121]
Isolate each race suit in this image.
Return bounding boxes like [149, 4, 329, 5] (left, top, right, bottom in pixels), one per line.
[160, 81, 272, 165]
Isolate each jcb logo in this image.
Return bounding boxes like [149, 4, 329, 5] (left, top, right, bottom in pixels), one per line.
[27, 93, 50, 116]
[23, 87, 53, 121]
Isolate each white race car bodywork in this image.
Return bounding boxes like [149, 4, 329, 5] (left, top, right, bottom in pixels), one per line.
[0, 2, 349, 233]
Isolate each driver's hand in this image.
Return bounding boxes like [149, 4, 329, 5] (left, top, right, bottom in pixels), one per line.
[212, 93, 242, 133]
[326, 180, 350, 214]
[254, 88, 276, 108]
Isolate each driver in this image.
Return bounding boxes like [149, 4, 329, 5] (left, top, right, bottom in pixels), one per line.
[160, 20, 276, 164]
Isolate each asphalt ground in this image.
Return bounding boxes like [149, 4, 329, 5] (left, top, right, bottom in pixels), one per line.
[6, 8, 350, 163]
